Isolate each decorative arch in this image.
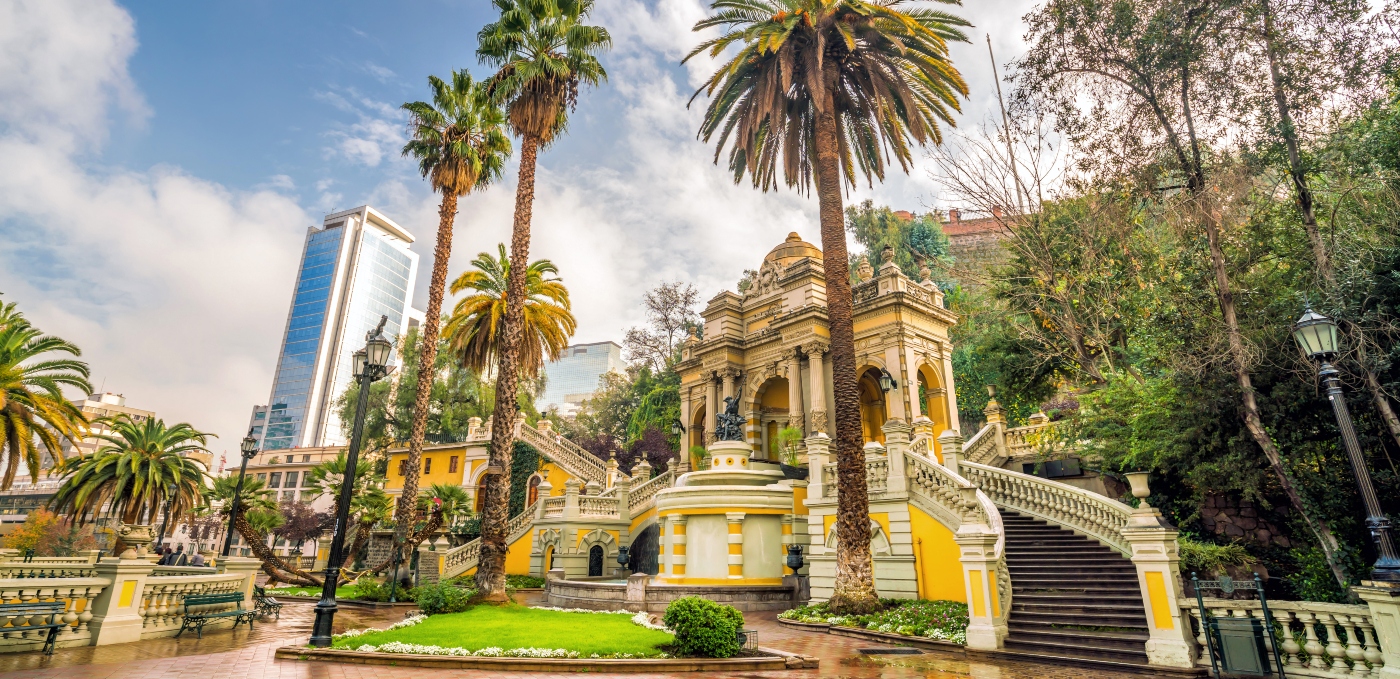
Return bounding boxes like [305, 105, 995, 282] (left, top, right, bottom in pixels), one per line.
[751, 375, 792, 459]
[527, 473, 543, 506]
[824, 519, 892, 557]
[917, 362, 951, 456]
[857, 366, 890, 444]
[689, 401, 706, 451]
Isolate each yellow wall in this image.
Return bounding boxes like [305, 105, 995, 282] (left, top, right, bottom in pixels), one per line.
[629, 507, 657, 533]
[539, 462, 571, 496]
[909, 506, 966, 602]
[385, 447, 471, 490]
[464, 528, 535, 576]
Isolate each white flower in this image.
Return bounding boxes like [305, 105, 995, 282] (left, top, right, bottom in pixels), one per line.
[334, 613, 427, 640]
[630, 611, 673, 633]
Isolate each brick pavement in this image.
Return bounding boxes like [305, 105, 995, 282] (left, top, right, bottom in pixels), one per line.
[0, 596, 1141, 679]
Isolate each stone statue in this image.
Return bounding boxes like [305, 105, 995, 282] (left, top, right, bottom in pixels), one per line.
[715, 396, 745, 442]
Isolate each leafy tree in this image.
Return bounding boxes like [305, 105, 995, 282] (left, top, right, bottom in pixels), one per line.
[49, 415, 210, 527]
[475, 0, 610, 602]
[0, 508, 62, 552]
[272, 500, 331, 555]
[845, 200, 953, 285]
[0, 311, 90, 488]
[444, 244, 576, 377]
[687, 0, 970, 614]
[622, 281, 700, 371]
[396, 69, 513, 566]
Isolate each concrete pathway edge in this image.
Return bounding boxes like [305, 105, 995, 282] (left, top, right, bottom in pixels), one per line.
[274, 645, 816, 672]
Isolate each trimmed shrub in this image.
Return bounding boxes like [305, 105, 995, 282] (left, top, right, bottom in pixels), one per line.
[412, 582, 474, 614]
[662, 596, 744, 658]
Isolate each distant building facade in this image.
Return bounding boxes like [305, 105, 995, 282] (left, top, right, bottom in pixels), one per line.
[256, 206, 421, 452]
[537, 341, 625, 417]
[940, 208, 1010, 289]
[59, 392, 155, 460]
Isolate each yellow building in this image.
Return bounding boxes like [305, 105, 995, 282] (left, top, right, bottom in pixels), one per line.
[675, 233, 959, 460]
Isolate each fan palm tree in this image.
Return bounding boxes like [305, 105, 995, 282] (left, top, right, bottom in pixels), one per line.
[305, 450, 381, 501]
[48, 415, 211, 525]
[443, 244, 575, 377]
[475, 0, 609, 601]
[394, 70, 513, 561]
[0, 318, 91, 489]
[685, 0, 970, 613]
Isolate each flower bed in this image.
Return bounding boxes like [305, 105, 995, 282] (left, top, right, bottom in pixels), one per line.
[779, 599, 969, 644]
[329, 605, 674, 659]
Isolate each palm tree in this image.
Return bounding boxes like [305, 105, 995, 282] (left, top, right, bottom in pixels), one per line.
[444, 244, 576, 377]
[0, 318, 91, 489]
[394, 69, 513, 562]
[206, 475, 315, 583]
[685, 0, 969, 613]
[475, 0, 610, 602]
[49, 415, 211, 525]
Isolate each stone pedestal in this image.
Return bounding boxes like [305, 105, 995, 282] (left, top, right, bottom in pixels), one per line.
[88, 557, 156, 646]
[1122, 510, 1195, 668]
[217, 556, 263, 609]
[1355, 582, 1400, 679]
[955, 524, 1005, 651]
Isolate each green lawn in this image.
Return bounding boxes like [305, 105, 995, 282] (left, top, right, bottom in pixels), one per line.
[267, 586, 352, 598]
[332, 606, 673, 657]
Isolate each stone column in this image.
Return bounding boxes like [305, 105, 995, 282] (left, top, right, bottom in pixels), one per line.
[563, 478, 581, 520]
[786, 348, 805, 436]
[942, 348, 961, 432]
[726, 512, 745, 579]
[882, 419, 910, 494]
[938, 429, 963, 471]
[679, 390, 692, 471]
[705, 373, 718, 444]
[883, 346, 908, 421]
[88, 556, 156, 646]
[614, 476, 631, 520]
[954, 521, 1005, 651]
[535, 480, 552, 519]
[805, 343, 829, 434]
[218, 555, 262, 610]
[903, 347, 924, 421]
[983, 386, 1008, 461]
[1120, 487, 1196, 668]
[805, 434, 831, 501]
[671, 516, 688, 577]
[1354, 583, 1400, 679]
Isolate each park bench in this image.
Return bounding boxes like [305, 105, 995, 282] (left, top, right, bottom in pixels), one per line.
[0, 601, 67, 655]
[252, 586, 282, 620]
[176, 592, 255, 639]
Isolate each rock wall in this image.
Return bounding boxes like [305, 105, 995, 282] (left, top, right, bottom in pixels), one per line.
[1198, 494, 1292, 548]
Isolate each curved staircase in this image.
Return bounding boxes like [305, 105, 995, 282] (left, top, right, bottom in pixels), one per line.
[1001, 511, 1149, 664]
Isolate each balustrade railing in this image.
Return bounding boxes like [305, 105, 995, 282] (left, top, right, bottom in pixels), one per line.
[0, 565, 97, 578]
[518, 423, 607, 485]
[137, 573, 246, 639]
[150, 566, 217, 577]
[0, 577, 108, 651]
[961, 461, 1132, 555]
[1183, 597, 1386, 677]
[578, 495, 620, 518]
[823, 456, 890, 494]
[629, 469, 674, 513]
[440, 502, 539, 579]
[542, 497, 565, 518]
[963, 424, 997, 464]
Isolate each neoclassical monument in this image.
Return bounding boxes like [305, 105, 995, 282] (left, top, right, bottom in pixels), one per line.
[676, 232, 959, 460]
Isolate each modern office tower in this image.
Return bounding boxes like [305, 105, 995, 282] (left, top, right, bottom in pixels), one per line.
[537, 341, 625, 417]
[258, 206, 420, 451]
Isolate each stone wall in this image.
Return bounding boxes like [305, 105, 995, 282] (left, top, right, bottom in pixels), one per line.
[1198, 494, 1292, 548]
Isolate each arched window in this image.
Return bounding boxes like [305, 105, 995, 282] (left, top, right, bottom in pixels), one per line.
[588, 545, 604, 577]
[475, 481, 487, 513]
[527, 475, 542, 506]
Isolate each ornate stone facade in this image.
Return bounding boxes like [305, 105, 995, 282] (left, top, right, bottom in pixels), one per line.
[675, 232, 961, 464]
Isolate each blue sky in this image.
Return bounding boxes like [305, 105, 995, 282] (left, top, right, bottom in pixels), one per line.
[0, 0, 1037, 466]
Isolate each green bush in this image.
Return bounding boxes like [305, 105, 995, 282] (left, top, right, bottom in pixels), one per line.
[347, 576, 413, 602]
[779, 599, 968, 644]
[412, 582, 475, 614]
[663, 596, 744, 658]
[1178, 537, 1258, 577]
[506, 574, 546, 589]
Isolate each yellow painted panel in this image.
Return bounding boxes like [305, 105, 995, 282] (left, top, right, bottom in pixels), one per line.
[793, 485, 807, 515]
[673, 544, 686, 556]
[659, 508, 789, 517]
[673, 564, 686, 575]
[728, 522, 743, 534]
[505, 529, 534, 575]
[968, 570, 986, 618]
[728, 543, 742, 555]
[909, 505, 966, 602]
[655, 576, 784, 586]
[728, 564, 742, 575]
[781, 523, 792, 535]
[541, 462, 572, 496]
[629, 507, 657, 533]
[1145, 571, 1175, 630]
[673, 522, 686, 536]
[870, 512, 891, 542]
[119, 580, 137, 608]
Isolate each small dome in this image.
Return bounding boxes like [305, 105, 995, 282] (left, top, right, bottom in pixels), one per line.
[764, 232, 822, 267]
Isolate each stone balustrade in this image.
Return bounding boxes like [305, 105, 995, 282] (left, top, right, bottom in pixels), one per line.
[961, 460, 1133, 555]
[0, 577, 109, 652]
[628, 469, 674, 513]
[138, 573, 247, 639]
[578, 495, 620, 518]
[0, 564, 98, 579]
[1182, 597, 1386, 677]
[541, 497, 565, 518]
[517, 422, 608, 485]
[149, 566, 217, 577]
[438, 501, 542, 579]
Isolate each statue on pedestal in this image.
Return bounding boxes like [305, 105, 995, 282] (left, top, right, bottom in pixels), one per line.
[715, 396, 745, 442]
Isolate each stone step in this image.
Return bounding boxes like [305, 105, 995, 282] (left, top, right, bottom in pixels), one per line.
[1002, 636, 1151, 665]
[1013, 600, 1147, 615]
[1007, 623, 1151, 650]
[1009, 609, 1150, 628]
[1006, 570, 1139, 581]
[1014, 592, 1146, 606]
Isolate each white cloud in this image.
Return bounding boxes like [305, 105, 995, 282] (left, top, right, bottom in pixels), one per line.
[0, 0, 309, 466]
[316, 88, 405, 167]
[364, 62, 396, 83]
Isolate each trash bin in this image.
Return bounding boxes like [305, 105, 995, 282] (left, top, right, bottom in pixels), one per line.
[1213, 616, 1272, 676]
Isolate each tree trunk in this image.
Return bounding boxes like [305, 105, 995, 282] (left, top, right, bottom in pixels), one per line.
[813, 65, 879, 615]
[477, 134, 540, 602]
[392, 191, 460, 566]
[231, 510, 320, 586]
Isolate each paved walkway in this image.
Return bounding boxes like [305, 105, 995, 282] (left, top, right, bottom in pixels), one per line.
[0, 598, 1141, 679]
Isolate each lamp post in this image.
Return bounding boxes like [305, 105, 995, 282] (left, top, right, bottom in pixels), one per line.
[877, 368, 897, 393]
[221, 430, 261, 558]
[1293, 308, 1400, 583]
[311, 316, 394, 647]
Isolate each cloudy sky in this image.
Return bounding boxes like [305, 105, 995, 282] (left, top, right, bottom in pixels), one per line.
[0, 0, 1038, 468]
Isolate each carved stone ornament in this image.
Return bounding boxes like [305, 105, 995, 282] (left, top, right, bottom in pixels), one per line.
[801, 341, 829, 357]
[755, 260, 784, 295]
[857, 256, 874, 282]
[117, 523, 155, 559]
[809, 409, 829, 434]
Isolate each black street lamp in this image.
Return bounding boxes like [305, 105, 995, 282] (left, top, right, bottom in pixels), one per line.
[1293, 308, 1400, 583]
[221, 429, 261, 558]
[877, 368, 897, 393]
[310, 316, 394, 647]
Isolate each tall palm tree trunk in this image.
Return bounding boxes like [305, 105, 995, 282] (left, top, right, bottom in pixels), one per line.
[392, 191, 460, 570]
[478, 134, 539, 602]
[813, 72, 879, 615]
[1260, 1, 1400, 457]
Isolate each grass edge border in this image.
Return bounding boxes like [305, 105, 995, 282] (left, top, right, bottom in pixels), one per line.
[274, 645, 814, 671]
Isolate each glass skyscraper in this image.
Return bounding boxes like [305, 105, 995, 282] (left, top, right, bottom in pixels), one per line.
[538, 342, 625, 416]
[257, 206, 420, 450]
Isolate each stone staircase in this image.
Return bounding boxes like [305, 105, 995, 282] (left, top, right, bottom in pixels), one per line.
[1001, 511, 1150, 664]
